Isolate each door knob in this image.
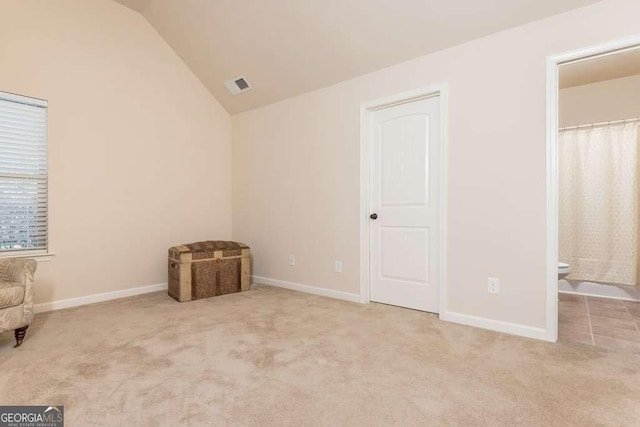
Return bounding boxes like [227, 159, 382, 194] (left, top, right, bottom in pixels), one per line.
[370, 213, 378, 220]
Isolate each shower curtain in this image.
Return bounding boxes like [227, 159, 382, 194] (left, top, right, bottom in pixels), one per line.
[559, 122, 639, 285]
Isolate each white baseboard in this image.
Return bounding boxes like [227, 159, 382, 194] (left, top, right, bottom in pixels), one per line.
[252, 275, 361, 303]
[439, 310, 548, 341]
[34, 282, 168, 313]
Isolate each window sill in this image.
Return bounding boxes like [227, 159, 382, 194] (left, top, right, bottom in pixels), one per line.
[0, 252, 55, 262]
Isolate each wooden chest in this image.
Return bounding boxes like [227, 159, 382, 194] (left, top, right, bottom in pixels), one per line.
[168, 241, 250, 302]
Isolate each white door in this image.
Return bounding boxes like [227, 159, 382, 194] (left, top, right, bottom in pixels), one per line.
[369, 96, 440, 313]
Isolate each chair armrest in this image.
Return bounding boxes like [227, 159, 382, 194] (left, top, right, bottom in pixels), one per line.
[0, 258, 37, 286]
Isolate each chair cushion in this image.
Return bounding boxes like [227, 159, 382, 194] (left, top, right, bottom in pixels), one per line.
[0, 281, 25, 309]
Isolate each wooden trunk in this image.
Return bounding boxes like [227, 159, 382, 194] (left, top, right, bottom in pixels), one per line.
[168, 241, 250, 302]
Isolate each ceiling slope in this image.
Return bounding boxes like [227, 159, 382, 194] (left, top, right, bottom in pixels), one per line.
[114, 0, 151, 13]
[115, 0, 602, 114]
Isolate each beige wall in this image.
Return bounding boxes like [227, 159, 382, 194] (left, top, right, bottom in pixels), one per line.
[232, 0, 640, 331]
[560, 74, 640, 127]
[0, 0, 231, 304]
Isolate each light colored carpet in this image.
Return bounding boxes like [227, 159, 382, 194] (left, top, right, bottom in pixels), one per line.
[1, 284, 639, 426]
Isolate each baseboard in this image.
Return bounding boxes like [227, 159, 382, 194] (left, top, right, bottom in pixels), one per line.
[439, 310, 548, 341]
[34, 282, 168, 313]
[251, 275, 361, 303]
[252, 276, 548, 340]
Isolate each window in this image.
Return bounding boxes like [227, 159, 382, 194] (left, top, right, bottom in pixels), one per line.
[0, 92, 47, 254]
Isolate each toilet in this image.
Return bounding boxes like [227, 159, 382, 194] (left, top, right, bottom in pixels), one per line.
[558, 262, 571, 280]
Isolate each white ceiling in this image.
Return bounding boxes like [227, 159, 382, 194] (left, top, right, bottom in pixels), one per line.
[115, 0, 602, 114]
[560, 47, 640, 88]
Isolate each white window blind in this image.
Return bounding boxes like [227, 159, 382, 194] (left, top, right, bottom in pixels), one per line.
[0, 92, 47, 253]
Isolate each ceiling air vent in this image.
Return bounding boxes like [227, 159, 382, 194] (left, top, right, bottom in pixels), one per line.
[224, 76, 252, 95]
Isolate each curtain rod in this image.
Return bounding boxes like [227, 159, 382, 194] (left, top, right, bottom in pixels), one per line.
[559, 117, 640, 132]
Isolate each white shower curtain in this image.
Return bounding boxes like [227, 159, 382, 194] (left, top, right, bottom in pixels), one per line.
[559, 122, 639, 285]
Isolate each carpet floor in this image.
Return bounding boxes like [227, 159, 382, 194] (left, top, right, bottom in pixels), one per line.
[1, 284, 639, 426]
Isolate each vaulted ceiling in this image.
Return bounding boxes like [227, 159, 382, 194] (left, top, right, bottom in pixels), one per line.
[114, 0, 602, 114]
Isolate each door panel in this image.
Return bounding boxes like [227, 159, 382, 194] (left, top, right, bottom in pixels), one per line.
[369, 96, 440, 313]
[380, 115, 429, 206]
[380, 226, 429, 283]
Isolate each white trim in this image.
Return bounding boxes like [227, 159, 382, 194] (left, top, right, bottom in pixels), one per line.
[545, 53, 560, 343]
[359, 84, 449, 311]
[34, 282, 168, 313]
[359, 101, 370, 304]
[252, 275, 361, 303]
[440, 310, 547, 341]
[545, 34, 640, 343]
[0, 252, 55, 262]
[438, 87, 449, 315]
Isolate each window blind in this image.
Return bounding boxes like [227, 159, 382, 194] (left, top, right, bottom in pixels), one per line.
[0, 93, 47, 253]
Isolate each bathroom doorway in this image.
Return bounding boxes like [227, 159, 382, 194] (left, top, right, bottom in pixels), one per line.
[548, 39, 640, 352]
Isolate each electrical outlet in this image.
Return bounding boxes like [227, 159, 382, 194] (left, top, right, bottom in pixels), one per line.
[288, 255, 296, 266]
[488, 277, 500, 294]
[334, 260, 343, 273]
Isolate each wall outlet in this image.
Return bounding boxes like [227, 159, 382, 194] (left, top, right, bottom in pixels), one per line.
[488, 277, 500, 294]
[288, 255, 296, 266]
[334, 260, 343, 273]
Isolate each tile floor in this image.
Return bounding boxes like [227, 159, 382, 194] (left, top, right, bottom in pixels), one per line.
[559, 292, 640, 353]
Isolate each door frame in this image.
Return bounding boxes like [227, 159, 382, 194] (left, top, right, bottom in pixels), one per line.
[545, 35, 640, 342]
[359, 84, 449, 313]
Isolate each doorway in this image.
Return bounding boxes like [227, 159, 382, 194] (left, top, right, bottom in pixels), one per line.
[547, 36, 640, 347]
[360, 87, 446, 313]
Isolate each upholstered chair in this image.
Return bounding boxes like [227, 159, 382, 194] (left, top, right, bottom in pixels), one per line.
[0, 258, 37, 347]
